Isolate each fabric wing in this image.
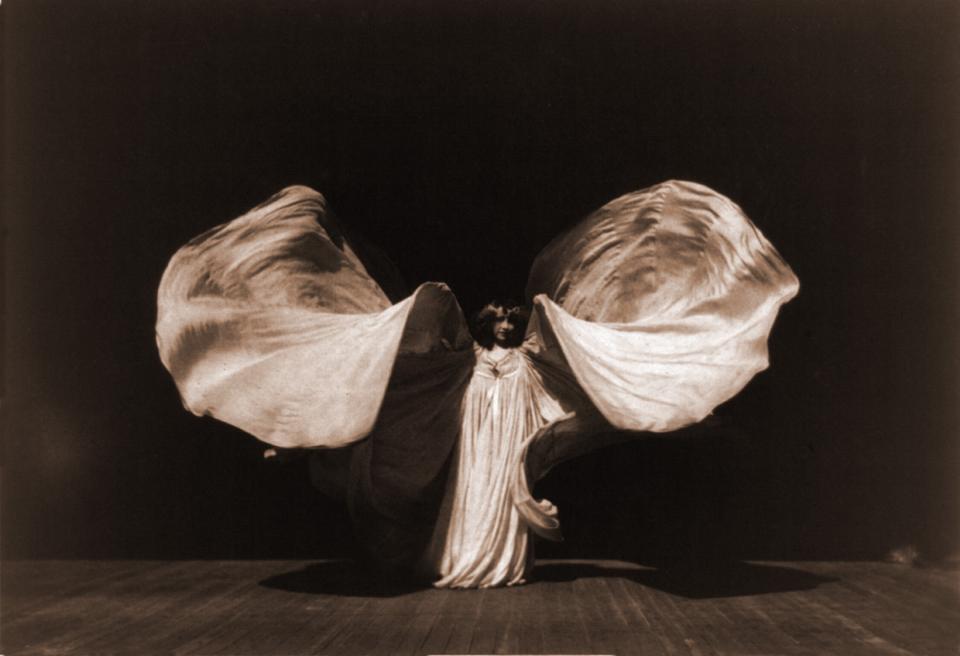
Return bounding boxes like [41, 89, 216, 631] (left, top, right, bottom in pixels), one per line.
[156, 186, 472, 450]
[523, 180, 799, 478]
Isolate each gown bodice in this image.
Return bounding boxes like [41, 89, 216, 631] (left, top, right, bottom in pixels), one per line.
[473, 345, 524, 380]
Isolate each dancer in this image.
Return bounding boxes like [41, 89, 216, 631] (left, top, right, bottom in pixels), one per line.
[156, 181, 798, 588]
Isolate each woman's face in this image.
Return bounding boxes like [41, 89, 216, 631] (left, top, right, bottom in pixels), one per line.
[491, 308, 519, 346]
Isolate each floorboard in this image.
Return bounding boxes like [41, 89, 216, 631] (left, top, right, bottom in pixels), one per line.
[2, 559, 957, 655]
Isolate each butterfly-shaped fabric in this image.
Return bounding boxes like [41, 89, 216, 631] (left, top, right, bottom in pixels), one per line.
[157, 181, 798, 575]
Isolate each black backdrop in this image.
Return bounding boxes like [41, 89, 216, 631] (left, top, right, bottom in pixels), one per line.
[4, 0, 958, 563]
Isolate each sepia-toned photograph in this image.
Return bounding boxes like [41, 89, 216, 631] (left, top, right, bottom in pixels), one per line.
[3, 1, 958, 654]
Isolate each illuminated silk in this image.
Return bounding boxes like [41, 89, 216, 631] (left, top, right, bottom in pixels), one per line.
[156, 181, 798, 587]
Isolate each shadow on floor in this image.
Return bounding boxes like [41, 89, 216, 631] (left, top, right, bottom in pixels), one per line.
[260, 559, 837, 599]
[259, 560, 428, 598]
[533, 560, 838, 599]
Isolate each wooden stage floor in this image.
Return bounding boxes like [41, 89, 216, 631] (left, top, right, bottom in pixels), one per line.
[2, 559, 957, 655]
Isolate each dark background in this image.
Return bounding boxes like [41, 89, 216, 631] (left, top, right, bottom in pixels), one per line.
[4, 0, 957, 563]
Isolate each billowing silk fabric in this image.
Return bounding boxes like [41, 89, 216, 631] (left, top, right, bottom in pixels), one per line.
[157, 181, 798, 587]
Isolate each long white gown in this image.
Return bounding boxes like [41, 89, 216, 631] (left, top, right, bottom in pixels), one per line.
[155, 180, 799, 587]
[422, 342, 567, 588]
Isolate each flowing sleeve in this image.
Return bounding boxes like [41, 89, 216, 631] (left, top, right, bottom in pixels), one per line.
[156, 186, 473, 450]
[520, 180, 799, 482]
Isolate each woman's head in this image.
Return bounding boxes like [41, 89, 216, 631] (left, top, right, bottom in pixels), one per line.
[471, 299, 529, 348]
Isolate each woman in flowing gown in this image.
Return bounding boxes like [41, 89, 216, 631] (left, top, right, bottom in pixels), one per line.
[421, 303, 567, 588]
[156, 180, 798, 588]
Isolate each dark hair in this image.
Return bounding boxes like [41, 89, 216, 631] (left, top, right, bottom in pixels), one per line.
[470, 299, 530, 348]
